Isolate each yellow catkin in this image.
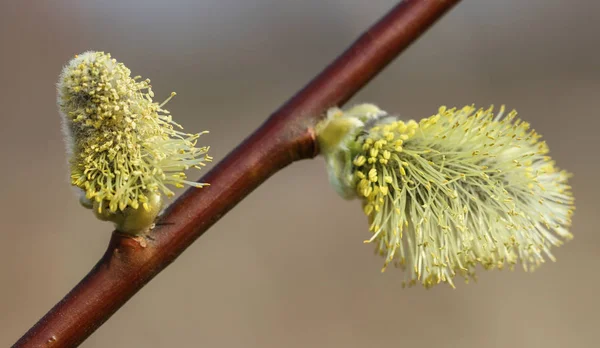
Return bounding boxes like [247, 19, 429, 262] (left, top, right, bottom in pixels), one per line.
[58, 51, 213, 233]
[318, 104, 574, 288]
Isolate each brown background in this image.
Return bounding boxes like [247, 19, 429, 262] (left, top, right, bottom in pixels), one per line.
[1, 0, 599, 347]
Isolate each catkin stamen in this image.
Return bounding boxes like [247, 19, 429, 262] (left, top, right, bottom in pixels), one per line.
[318, 104, 574, 288]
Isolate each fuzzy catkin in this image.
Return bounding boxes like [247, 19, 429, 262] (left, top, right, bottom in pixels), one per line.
[318, 104, 574, 288]
[58, 51, 212, 233]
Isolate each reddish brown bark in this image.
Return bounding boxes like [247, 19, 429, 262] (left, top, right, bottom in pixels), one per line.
[14, 1, 461, 346]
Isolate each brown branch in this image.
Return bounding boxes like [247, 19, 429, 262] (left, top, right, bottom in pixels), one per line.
[14, 1, 461, 346]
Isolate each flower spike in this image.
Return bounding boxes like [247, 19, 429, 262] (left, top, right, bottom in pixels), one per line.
[318, 104, 574, 288]
[58, 51, 212, 234]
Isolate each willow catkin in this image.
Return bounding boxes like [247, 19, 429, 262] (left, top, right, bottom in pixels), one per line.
[317, 104, 574, 288]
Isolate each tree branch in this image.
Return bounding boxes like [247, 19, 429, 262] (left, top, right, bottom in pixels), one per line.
[14, 1, 461, 346]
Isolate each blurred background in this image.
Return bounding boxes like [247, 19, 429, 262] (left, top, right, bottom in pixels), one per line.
[1, 0, 599, 347]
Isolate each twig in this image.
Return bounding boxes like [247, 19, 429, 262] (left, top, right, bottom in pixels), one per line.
[14, 1, 461, 346]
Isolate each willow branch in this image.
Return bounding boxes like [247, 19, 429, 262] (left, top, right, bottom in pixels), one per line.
[14, 1, 461, 346]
